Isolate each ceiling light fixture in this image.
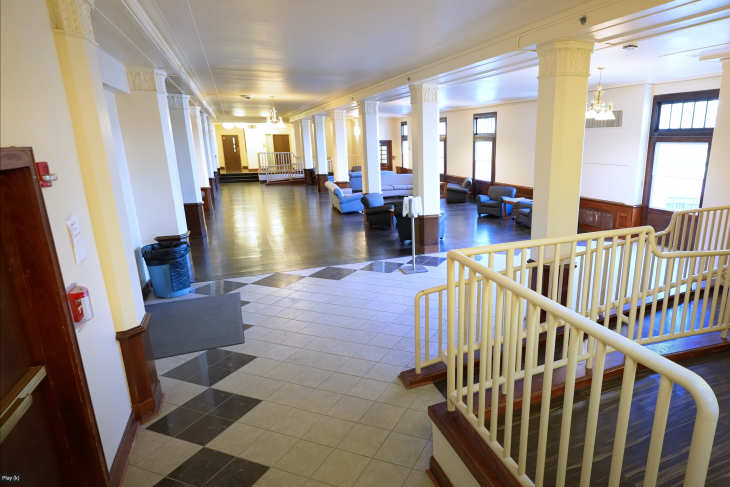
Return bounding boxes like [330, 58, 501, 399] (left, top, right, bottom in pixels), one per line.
[240, 95, 254, 99]
[586, 67, 615, 121]
[353, 121, 361, 137]
[234, 123, 246, 129]
[222, 122, 235, 129]
[623, 44, 638, 51]
[265, 96, 286, 128]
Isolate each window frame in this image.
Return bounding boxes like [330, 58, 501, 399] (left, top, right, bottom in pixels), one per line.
[401, 121, 408, 168]
[641, 90, 718, 229]
[472, 112, 497, 183]
[439, 117, 447, 175]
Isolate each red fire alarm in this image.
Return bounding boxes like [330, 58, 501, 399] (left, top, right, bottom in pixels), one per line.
[67, 284, 93, 330]
[36, 162, 58, 188]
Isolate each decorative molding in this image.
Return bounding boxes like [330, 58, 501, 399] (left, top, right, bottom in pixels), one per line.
[330, 110, 346, 121]
[127, 69, 167, 93]
[300, 118, 311, 127]
[50, 0, 95, 42]
[312, 115, 326, 125]
[357, 100, 379, 115]
[167, 94, 190, 110]
[409, 84, 439, 104]
[190, 106, 201, 119]
[536, 41, 593, 78]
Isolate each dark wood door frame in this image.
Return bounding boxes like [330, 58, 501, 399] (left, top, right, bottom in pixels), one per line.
[641, 90, 718, 229]
[379, 140, 392, 171]
[272, 134, 291, 153]
[0, 147, 109, 485]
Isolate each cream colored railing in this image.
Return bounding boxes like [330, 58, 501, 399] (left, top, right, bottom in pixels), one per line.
[327, 157, 333, 174]
[258, 152, 304, 183]
[414, 209, 730, 374]
[443, 252, 719, 486]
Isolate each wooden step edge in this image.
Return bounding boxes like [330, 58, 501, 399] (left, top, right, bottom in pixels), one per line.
[428, 401, 522, 487]
[427, 457, 454, 487]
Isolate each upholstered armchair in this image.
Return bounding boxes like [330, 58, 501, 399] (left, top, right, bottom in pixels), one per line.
[361, 193, 394, 229]
[325, 181, 364, 213]
[446, 178, 473, 203]
[395, 212, 446, 243]
[477, 186, 516, 217]
[348, 171, 363, 192]
[515, 200, 533, 228]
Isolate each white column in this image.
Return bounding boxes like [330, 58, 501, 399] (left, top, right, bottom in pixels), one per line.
[117, 68, 188, 244]
[292, 120, 304, 157]
[329, 109, 349, 183]
[357, 100, 381, 194]
[190, 107, 210, 188]
[201, 113, 215, 183]
[531, 39, 594, 240]
[409, 83, 441, 216]
[168, 94, 202, 203]
[300, 117, 314, 169]
[703, 57, 730, 208]
[209, 120, 220, 173]
[313, 115, 328, 175]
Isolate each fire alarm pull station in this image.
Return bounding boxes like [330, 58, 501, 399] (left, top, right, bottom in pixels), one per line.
[67, 283, 93, 331]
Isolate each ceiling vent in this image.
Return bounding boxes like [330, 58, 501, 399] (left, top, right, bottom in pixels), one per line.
[586, 110, 623, 128]
[240, 95, 254, 99]
[248, 124, 258, 129]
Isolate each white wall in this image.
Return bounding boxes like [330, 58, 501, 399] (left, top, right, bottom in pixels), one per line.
[346, 118, 363, 169]
[215, 123, 293, 170]
[1, 0, 132, 467]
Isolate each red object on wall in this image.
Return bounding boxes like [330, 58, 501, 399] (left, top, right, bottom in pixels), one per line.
[36, 161, 52, 187]
[68, 286, 93, 327]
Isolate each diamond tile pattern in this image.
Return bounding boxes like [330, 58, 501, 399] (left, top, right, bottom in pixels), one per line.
[360, 261, 403, 273]
[193, 280, 248, 296]
[252, 272, 306, 288]
[308, 266, 359, 280]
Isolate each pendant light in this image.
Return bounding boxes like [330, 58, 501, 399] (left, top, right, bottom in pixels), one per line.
[266, 96, 286, 127]
[586, 68, 614, 121]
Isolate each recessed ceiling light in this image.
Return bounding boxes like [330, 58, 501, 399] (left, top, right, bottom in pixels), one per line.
[623, 44, 638, 50]
[240, 95, 254, 99]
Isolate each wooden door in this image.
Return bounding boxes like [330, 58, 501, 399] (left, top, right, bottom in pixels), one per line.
[272, 134, 290, 153]
[220, 134, 242, 171]
[0, 147, 107, 486]
[379, 140, 392, 171]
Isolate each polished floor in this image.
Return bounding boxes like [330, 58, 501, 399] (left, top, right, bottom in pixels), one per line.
[190, 183, 531, 281]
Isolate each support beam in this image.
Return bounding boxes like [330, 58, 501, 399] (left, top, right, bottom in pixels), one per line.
[190, 106, 210, 196]
[531, 39, 594, 241]
[300, 117, 314, 169]
[329, 109, 349, 184]
[357, 100, 381, 194]
[703, 57, 730, 208]
[201, 113, 217, 198]
[313, 115, 328, 192]
[409, 83, 441, 254]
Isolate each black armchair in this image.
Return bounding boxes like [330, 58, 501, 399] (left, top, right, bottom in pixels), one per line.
[395, 211, 446, 243]
[361, 193, 394, 229]
[446, 178, 473, 203]
[515, 200, 533, 228]
[477, 186, 516, 217]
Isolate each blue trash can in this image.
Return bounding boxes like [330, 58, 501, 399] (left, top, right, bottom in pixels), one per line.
[142, 241, 191, 298]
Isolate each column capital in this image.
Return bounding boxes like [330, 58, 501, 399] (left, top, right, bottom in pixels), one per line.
[357, 100, 379, 114]
[312, 114, 326, 125]
[300, 117, 311, 126]
[190, 106, 202, 118]
[167, 94, 190, 110]
[50, 0, 96, 42]
[536, 39, 594, 79]
[409, 84, 439, 105]
[329, 109, 346, 121]
[127, 69, 167, 93]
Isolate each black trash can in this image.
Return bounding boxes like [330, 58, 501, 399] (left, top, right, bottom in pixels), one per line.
[142, 241, 192, 298]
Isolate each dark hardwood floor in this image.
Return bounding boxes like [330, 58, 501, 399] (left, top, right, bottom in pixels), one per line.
[190, 183, 531, 281]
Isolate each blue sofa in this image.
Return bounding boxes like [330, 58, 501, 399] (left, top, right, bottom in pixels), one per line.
[516, 200, 533, 228]
[325, 181, 363, 213]
[477, 186, 516, 217]
[349, 170, 395, 193]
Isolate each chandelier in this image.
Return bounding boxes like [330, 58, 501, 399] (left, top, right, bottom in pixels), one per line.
[586, 68, 615, 121]
[265, 96, 286, 127]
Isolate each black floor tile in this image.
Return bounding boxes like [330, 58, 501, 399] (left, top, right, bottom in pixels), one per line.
[153, 478, 188, 487]
[405, 256, 447, 267]
[162, 350, 233, 381]
[175, 414, 234, 445]
[242, 324, 254, 331]
[361, 260, 403, 273]
[146, 407, 205, 437]
[185, 366, 235, 387]
[252, 272, 305, 288]
[193, 280, 247, 296]
[167, 448, 235, 487]
[308, 266, 358, 280]
[205, 457, 269, 487]
[211, 352, 257, 371]
[180, 389, 233, 414]
[201, 348, 234, 363]
[209, 394, 261, 421]
[240, 300, 250, 307]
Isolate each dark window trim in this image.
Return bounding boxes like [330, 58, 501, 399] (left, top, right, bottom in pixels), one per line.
[641, 90, 718, 226]
[473, 112, 497, 183]
[401, 121, 408, 168]
[440, 117, 447, 174]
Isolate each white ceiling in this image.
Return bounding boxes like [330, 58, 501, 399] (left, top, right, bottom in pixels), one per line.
[91, 0, 730, 122]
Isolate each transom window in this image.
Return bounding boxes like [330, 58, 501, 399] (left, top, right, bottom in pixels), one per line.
[438, 118, 447, 174]
[473, 113, 496, 182]
[401, 122, 408, 168]
[657, 99, 718, 130]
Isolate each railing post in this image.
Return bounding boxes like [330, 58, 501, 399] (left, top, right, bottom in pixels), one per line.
[446, 256, 456, 412]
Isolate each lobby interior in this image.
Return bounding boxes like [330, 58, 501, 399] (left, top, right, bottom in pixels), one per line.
[1, 1, 729, 487]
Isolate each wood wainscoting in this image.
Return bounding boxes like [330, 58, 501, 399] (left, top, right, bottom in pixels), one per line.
[335, 181, 351, 189]
[304, 168, 316, 186]
[316, 174, 328, 192]
[578, 197, 642, 233]
[208, 177, 218, 199]
[108, 411, 139, 487]
[395, 167, 413, 174]
[183, 202, 207, 237]
[116, 313, 164, 423]
[201, 186, 214, 212]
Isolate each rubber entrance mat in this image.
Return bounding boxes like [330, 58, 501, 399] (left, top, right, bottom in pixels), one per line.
[145, 293, 244, 359]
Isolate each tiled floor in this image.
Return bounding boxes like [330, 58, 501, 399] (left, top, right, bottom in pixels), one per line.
[129, 255, 460, 487]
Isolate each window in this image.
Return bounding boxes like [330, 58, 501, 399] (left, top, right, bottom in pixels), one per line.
[642, 90, 717, 229]
[438, 118, 447, 174]
[401, 122, 408, 168]
[473, 113, 496, 182]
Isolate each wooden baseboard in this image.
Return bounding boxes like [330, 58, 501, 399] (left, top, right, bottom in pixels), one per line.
[429, 403, 521, 486]
[141, 279, 152, 301]
[183, 202, 207, 237]
[108, 411, 139, 487]
[427, 457, 454, 487]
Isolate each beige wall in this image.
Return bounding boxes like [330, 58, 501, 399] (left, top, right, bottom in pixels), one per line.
[1, 0, 132, 467]
[214, 123, 292, 170]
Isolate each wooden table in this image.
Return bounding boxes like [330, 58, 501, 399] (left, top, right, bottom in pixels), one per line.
[502, 197, 532, 221]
